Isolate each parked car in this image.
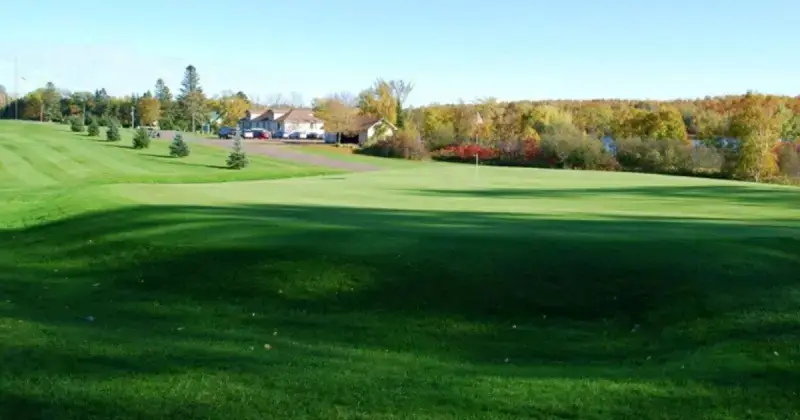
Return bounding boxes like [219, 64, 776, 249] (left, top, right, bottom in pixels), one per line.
[306, 132, 319, 139]
[218, 126, 238, 139]
[288, 131, 307, 139]
[242, 130, 254, 139]
[274, 130, 289, 139]
[252, 129, 271, 140]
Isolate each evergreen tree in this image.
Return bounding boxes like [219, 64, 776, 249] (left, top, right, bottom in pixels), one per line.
[169, 133, 191, 157]
[178, 65, 206, 132]
[87, 118, 100, 136]
[69, 115, 85, 132]
[226, 135, 249, 169]
[106, 119, 121, 141]
[132, 127, 151, 149]
[395, 98, 405, 129]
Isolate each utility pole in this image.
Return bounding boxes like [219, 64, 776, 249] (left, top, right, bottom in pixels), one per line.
[13, 56, 19, 120]
[131, 93, 136, 129]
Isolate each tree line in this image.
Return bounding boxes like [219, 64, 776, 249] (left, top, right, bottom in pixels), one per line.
[2, 69, 799, 183]
[0, 65, 303, 132]
[314, 82, 800, 183]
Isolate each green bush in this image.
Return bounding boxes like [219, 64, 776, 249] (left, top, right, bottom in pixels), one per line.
[226, 136, 249, 169]
[540, 122, 614, 170]
[358, 130, 428, 160]
[132, 127, 151, 149]
[87, 118, 100, 137]
[169, 133, 191, 157]
[106, 120, 121, 142]
[424, 125, 457, 152]
[615, 137, 693, 173]
[69, 116, 85, 132]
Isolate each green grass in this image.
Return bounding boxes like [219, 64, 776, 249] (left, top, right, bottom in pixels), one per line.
[1, 121, 800, 419]
[0, 122, 339, 190]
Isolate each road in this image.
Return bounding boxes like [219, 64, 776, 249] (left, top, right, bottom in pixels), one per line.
[159, 131, 379, 172]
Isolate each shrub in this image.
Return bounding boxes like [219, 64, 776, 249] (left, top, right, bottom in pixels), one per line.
[539, 122, 614, 170]
[132, 127, 151, 149]
[87, 118, 100, 137]
[777, 142, 800, 177]
[69, 116, 85, 132]
[358, 129, 428, 160]
[690, 144, 725, 173]
[227, 136, 249, 169]
[435, 144, 497, 161]
[106, 120, 121, 142]
[169, 133, 191, 157]
[424, 125, 457, 151]
[615, 137, 693, 173]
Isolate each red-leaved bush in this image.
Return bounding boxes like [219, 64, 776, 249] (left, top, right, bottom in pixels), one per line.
[435, 140, 543, 163]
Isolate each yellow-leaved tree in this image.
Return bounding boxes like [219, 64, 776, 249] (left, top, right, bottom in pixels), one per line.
[728, 92, 784, 181]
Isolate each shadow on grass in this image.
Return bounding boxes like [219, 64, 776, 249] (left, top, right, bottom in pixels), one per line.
[100, 142, 133, 149]
[138, 153, 230, 170]
[0, 200, 798, 418]
[403, 184, 800, 209]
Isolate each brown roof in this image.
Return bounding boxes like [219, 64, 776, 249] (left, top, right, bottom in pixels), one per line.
[275, 108, 322, 124]
[352, 115, 383, 131]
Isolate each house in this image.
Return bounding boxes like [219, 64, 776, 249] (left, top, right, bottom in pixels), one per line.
[252, 108, 324, 134]
[325, 115, 396, 145]
[239, 108, 269, 130]
[243, 107, 324, 135]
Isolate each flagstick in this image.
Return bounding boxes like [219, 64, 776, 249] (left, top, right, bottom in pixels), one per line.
[474, 153, 479, 181]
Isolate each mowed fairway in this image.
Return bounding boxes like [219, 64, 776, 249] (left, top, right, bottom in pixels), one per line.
[0, 122, 338, 189]
[1, 121, 800, 419]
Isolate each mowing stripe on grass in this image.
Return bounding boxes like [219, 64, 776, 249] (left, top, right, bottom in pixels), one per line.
[9, 134, 97, 180]
[0, 141, 58, 187]
[1, 137, 75, 184]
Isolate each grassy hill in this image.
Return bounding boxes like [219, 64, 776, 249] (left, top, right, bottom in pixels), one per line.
[1, 121, 799, 419]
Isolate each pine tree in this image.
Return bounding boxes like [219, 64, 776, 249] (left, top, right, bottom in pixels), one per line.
[169, 133, 191, 157]
[178, 65, 205, 132]
[87, 118, 100, 136]
[106, 119, 121, 141]
[226, 135, 249, 169]
[132, 127, 151, 149]
[69, 115, 85, 132]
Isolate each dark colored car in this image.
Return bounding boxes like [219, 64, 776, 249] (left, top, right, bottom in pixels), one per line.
[218, 126, 238, 139]
[252, 129, 271, 140]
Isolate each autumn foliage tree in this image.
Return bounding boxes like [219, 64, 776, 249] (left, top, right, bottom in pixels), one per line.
[358, 79, 397, 124]
[313, 94, 359, 144]
[137, 94, 162, 126]
[728, 93, 784, 181]
[214, 94, 250, 127]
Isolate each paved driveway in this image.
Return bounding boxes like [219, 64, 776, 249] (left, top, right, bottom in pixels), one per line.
[160, 131, 379, 172]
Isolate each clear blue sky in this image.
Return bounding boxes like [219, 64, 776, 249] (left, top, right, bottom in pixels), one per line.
[1, 0, 798, 106]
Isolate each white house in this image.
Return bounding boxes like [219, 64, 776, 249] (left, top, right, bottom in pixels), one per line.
[246, 108, 324, 135]
[325, 116, 396, 145]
